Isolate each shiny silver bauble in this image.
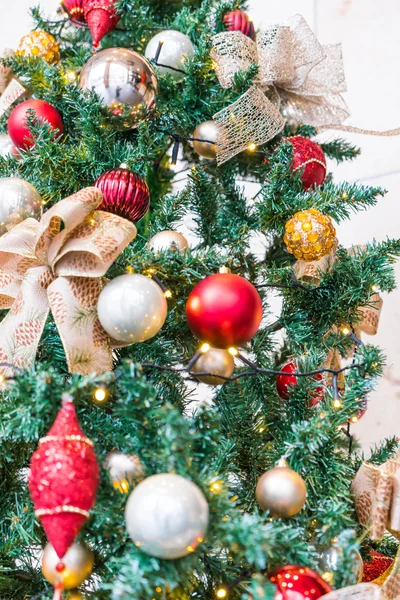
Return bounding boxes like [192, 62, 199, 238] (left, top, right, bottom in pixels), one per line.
[79, 48, 158, 129]
[192, 120, 219, 159]
[191, 348, 235, 385]
[42, 542, 94, 589]
[125, 473, 209, 559]
[0, 176, 42, 235]
[97, 273, 168, 344]
[148, 230, 188, 252]
[0, 134, 13, 157]
[105, 451, 143, 493]
[145, 30, 194, 81]
[256, 460, 307, 517]
[318, 545, 363, 585]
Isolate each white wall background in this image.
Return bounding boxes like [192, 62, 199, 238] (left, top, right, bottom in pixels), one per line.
[1, 0, 400, 452]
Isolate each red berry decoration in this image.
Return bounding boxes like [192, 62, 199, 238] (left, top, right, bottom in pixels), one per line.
[288, 136, 327, 190]
[363, 551, 394, 582]
[268, 565, 332, 600]
[223, 9, 255, 40]
[62, 0, 85, 22]
[95, 168, 150, 223]
[186, 273, 263, 348]
[83, 0, 119, 47]
[29, 397, 99, 559]
[8, 100, 64, 150]
[276, 360, 324, 405]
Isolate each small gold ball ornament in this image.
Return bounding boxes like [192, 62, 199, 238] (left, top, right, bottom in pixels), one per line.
[105, 452, 144, 493]
[42, 542, 94, 589]
[17, 30, 60, 64]
[256, 459, 307, 517]
[148, 230, 188, 252]
[191, 348, 235, 385]
[192, 120, 219, 159]
[284, 208, 337, 261]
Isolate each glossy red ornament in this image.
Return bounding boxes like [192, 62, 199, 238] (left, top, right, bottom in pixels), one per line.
[95, 168, 150, 223]
[83, 0, 119, 47]
[62, 0, 85, 22]
[223, 9, 255, 40]
[363, 551, 394, 582]
[288, 136, 327, 190]
[268, 565, 332, 600]
[8, 100, 64, 150]
[276, 360, 324, 405]
[186, 273, 263, 348]
[28, 398, 99, 559]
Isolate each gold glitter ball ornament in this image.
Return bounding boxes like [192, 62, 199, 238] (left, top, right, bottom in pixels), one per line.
[284, 208, 337, 261]
[17, 30, 60, 65]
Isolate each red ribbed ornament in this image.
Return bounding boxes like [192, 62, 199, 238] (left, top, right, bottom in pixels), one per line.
[95, 168, 150, 223]
[62, 0, 85, 22]
[276, 360, 324, 405]
[83, 0, 119, 46]
[186, 273, 263, 348]
[268, 565, 332, 600]
[28, 399, 99, 559]
[223, 9, 255, 40]
[288, 136, 327, 190]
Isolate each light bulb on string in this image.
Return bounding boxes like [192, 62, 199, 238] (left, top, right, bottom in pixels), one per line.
[216, 588, 228, 599]
[94, 387, 107, 403]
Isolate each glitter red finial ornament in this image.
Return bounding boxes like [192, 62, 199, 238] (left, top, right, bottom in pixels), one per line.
[95, 167, 150, 223]
[28, 395, 99, 559]
[83, 0, 119, 47]
[223, 9, 255, 40]
[62, 0, 85, 23]
[288, 136, 327, 190]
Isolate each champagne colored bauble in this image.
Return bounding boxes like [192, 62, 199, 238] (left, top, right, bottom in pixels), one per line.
[192, 120, 218, 159]
[8, 99, 64, 150]
[288, 136, 327, 189]
[284, 208, 337, 262]
[105, 452, 143, 493]
[318, 545, 363, 585]
[95, 168, 150, 222]
[42, 542, 94, 589]
[0, 177, 42, 235]
[186, 273, 263, 348]
[145, 30, 194, 81]
[223, 9, 255, 40]
[268, 565, 332, 600]
[148, 230, 188, 252]
[191, 348, 235, 385]
[16, 30, 60, 64]
[276, 360, 324, 405]
[256, 461, 307, 517]
[0, 134, 13, 157]
[97, 274, 167, 344]
[125, 473, 209, 559]
[79, 48, 158, 129]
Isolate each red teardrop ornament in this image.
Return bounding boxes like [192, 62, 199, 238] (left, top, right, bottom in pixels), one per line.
[288, 136, 327, 190]
[83, 0, 119, 46]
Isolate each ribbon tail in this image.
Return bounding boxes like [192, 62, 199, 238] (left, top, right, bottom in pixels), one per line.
[213, 85, 284, 165]
[381, 546, 400, 599]
[318, 124, 400, 136]
[48, 276, 113, 375]
[0, 266, 51, 375]
[321, 583, 382, 600]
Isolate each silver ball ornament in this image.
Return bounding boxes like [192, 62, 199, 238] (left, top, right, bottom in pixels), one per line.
[79, 48, 158, 129]
[145, 30, 194, 81]
[191, 348, 235, 385]
[0, 177, 42, 235]
[318, 545, 363, 585]
[125, 473, 209, 559]
[97, 274, 168, 344]
[42, 542, 94, 589]
[0, 134, 13, 157]
[148, 230, 188, 252]
[192, 120, 219, 159]
[256, 460, 307, 517]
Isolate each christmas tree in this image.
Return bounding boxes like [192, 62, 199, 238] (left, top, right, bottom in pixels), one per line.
[0, 1, 399, 599]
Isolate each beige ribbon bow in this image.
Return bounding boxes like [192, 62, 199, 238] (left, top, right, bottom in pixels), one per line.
[211, 14, 349, 164]
[0, 187, 137, 375]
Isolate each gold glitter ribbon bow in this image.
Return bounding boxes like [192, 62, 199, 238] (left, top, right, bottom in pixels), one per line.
[0, 187, 136, 375]
[351, 451, 400, 599]
[211, 14, 349, 164]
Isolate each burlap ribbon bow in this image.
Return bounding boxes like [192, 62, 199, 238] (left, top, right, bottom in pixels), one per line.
[211, 14, 349, 164]
[0, 187, 136, 375]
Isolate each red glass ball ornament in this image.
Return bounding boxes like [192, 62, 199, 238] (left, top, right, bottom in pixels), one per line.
[268, 565, 332, 600]
[186, 273, 263, 348]
[288, 136, 327, 190]
[8, 100, 64, 150]
[62, 0, 85, 22]
[83, 0, 119, 47]
[223, 9, 255, 40]
[276, 361, 324, 405]
[95, 168, 150, 223]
